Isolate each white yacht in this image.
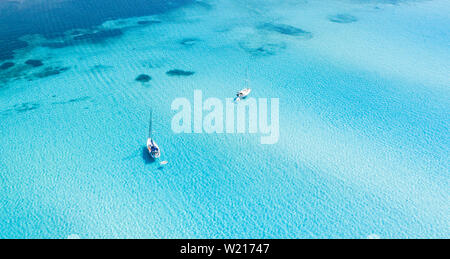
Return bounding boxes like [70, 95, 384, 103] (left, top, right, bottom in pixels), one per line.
[235, 88, 252, 102]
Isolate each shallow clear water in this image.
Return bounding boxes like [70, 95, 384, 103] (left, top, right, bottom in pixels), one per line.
[0, 0, 449, 238]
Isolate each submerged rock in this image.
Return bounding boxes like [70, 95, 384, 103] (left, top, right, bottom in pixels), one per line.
[25, 59, 44, 67]
[328, 14, 358, 24]
[166, 69, 195, 77]
[259, 23, 312, 39]
[135, 74, 152, 83]
[0, 62, 14, 70]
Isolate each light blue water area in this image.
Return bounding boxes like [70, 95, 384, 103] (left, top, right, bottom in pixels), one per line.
[0, 0, 449, 238]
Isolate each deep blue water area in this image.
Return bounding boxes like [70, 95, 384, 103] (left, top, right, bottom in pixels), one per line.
[0, 0, 192, 61]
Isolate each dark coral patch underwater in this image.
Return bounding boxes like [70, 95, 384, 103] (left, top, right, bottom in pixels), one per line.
[73, 29, 124, 43]
[135, 74, 152, 83]
[0, 62, 32, 85]
[44, 29, 124, 49]
[25, 59, 44, 67]
[239, 42, 286, 57]
[328, 14, 358, 24]
[166, 69, 195, 77]
[180, 38, 201, 46]
[35, 67, 70, 79]
[258, 23, 312, 39]
[42, 28, 124, 50]
[0, 62, 14, 70]
[0, 39, 28, 61]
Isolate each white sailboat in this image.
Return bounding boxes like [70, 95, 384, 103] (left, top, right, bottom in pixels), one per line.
[147, 138, 161, 159]
[235, 88, 252, 102]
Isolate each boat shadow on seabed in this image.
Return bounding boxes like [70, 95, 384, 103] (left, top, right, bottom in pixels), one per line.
[141, 146, 156, 164]
[141, 146, 166, 170]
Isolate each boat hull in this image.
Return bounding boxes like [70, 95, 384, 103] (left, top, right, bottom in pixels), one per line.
[238, 88, 251, 98]
[147, 138, 161, 159]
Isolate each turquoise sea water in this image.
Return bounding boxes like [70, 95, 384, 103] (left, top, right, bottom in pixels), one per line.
[0, 0, 449, 238]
